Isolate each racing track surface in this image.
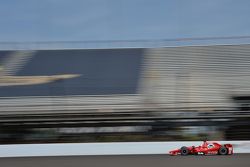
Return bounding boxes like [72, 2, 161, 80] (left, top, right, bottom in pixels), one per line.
[0, 154, 250, 167]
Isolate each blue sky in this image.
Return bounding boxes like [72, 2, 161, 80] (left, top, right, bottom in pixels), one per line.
[0, 0, 250, 42]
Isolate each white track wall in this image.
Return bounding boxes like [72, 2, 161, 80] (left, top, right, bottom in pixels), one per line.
[0, 141, 249, 157]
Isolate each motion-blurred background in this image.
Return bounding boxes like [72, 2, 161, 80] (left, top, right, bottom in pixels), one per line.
[1, 41, 250, 144]
[1, 0, 250, 144]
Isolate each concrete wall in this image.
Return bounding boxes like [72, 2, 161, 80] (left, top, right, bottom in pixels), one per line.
[0, 141, 249, 157]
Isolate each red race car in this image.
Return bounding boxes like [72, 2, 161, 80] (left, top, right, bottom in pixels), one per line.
[169, 141, 233, 156]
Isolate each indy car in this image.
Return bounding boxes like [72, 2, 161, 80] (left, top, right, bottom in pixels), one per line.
[169, 141, 233, 156]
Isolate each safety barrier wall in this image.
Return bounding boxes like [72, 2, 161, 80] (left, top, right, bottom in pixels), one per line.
[0, 141, 249, 157]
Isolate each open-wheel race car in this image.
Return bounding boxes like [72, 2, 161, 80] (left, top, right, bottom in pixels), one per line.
[169, 141, 233, 156]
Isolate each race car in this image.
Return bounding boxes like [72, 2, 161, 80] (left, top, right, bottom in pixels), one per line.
[169, 141, 233, 156]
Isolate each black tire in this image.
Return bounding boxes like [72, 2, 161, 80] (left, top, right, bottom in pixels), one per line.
[218, 146, 228, 155]
[181, 146, 189, 156]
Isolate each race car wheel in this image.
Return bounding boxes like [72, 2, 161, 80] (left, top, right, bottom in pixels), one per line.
[180, 146, 189, 156]
[219, 146, 228, 155]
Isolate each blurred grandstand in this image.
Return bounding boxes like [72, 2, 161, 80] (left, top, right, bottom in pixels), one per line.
[0, 38, 250, 144]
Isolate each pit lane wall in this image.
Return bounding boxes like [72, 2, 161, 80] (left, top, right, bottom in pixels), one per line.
[0, 141, 250, 157]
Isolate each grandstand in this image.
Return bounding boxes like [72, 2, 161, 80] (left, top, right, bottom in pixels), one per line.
[0, 42, 250, 143]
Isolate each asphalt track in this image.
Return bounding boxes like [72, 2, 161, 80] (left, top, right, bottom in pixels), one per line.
[0, 154, 250, 167]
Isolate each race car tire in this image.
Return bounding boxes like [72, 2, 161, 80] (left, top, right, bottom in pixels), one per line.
[218, 146, 228, 155]
[180, 146, 189, 156]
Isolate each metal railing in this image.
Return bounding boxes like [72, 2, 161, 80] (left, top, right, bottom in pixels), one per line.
[1, 36, 250, 50]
